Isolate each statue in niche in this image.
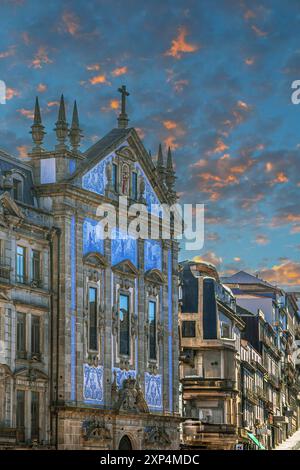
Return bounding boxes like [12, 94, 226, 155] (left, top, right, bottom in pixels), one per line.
[121, 163, 129, 195]
[105, 161, 113, 192]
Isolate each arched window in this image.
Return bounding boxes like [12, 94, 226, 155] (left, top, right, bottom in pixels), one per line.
[118, 435, 132, 450]
[119, 293, 130, 356]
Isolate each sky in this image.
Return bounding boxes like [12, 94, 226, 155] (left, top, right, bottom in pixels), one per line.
[0, 0, 299, 289]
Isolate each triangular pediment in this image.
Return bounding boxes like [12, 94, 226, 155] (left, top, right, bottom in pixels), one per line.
[112, 259, 138, 278]
[145, 269, 165, 285]
[71, 127, 172, 206]
[83, 252, 108, 269]
[14, 367, 48, 381]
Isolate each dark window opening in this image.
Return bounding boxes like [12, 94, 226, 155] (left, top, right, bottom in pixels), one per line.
[182, 320, 196, 338]
[31, 315, 40, 356]
[31, 391, 39, 441]
[131, 172, 138, 200]
[149, 300, 157, 360]
[89, 287, 97, 351]
[112, 163, 118, 192]
[17, 313, 26, 358]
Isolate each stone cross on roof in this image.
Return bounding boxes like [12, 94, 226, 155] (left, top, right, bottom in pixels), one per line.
[117, 85, 130, 129]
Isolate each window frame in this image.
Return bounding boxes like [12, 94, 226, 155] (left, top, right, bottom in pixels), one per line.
[182, 320, 196, 338]
[131, 171, 138, 200]
[16, 312, 26, 358]
[119, 291, 130, 357]
[16, 245, 26, 284]
[148, 299, 157, 360]
[88, 286, 98, 352]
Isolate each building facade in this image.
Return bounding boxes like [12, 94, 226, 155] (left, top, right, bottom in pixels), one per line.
[0, 90, 181, 449]
[179, 260, 245, 450]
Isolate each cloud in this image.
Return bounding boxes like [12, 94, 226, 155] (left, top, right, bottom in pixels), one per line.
[30, 47, 53, 69]
[193, 251, 223, 268]
[17, 108, 34, 119]
[0, 46, 15, 59]
[251, 25, 268, 37]
[255, 234, 269, 245]
[89, 74, 109, 85]
[165, 27, 199, 59]
[62, 11, 80, 36]
[162, 120, 177, 130]
[111, 66, 128, 77]
[259, 260, 300, 287]
[37, 83, 47, 93]
[6, 87, 20, 100]
[17, 145, 29, 158]
[86, 63, 100, 71]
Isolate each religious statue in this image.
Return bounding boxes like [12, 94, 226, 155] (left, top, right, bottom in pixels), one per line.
[121, 163, 129, 195]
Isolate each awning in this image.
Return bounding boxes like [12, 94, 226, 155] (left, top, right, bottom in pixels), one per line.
[247, 432, 265, 450]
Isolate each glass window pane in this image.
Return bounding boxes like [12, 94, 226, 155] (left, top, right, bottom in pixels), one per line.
[17, 313, 26, 355]
[149, 300, 156, 360]
[31, 315, 40, 354]
[112, 164, 118, 192]
[31, 391, 39, 440]
[16, 390, 25, 431]
[119, 293, 130, 356]
[31, 250, 40, 282]
[16, 246, 25, 282]
[131, 172, 137, 199]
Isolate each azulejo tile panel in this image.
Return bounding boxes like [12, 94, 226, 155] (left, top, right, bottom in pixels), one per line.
[111, 227, 137, 266]
[144, 239, 162, 272]
[82, 153, 113, 195]
[83, 364, 104, 405]
[145, 372, 163, 410]
[112, 367, 136, 389]
[83, 217, 104, 255]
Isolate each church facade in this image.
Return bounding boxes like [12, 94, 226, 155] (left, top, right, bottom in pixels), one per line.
[0, 88, 180, 449]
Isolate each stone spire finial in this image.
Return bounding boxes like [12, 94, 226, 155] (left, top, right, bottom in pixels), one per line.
[166, 146, 177, 201]
[30, 97, 45, 151]
[69, 100, 82, 152]
[54, 94, 68, 149]
[117, 85, 130, 129]
[156, 143, 165, 183]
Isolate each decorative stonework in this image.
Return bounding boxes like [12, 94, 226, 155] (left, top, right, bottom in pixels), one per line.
[114, 377, 149, 413]
[83, 364, 104, 405]
[143, 426, 171, 447]
[145, 373, 163, 410]
[82, 419, 111, 442]
[82, 153, 114, 195]
[111, 228, 137, 266]
[112, 367, 136, 389]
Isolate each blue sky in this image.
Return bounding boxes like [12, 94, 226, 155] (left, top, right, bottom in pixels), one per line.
[0, 0, 299, 288]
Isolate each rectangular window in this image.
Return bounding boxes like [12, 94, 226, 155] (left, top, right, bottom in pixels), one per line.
[16, 390, 25, 440]
[16, 246, 26, 283]
[131, 172, 138, 200]
[31, 315, 40, 356]
[17, 313, 26, 358]
[220, 321, 232, 339]
[31, 391, 39, 440]
[148, 300, 157, 360]
[13, 179, 22, 200]
[112, 163, 118, 192]
[119, 293, 130, 356]
[31, 250, 40, 284]
[89, 287, 97, 351]
[182, 320, 196, 338]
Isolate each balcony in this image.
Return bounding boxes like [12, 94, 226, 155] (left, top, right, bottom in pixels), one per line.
[183, 420, 237, 442]
[181, 377, 237, 391]
[244, 388, 258, 405]
[255, 385, 267, 401]
[268, 373, 280, 389]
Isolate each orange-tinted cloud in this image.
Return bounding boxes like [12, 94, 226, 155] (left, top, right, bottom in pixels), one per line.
[62, 11, 80, 36]
[47, 101, 59, 107]
[111, 66, 128, 77]
[259, 261, 300, 287]
[163, 135, 179, 150]
[30, 47, 52, 69]
[163, 120, 177, 130]
[206, 138, 229, 156]
[17, 145, 29, 158]
[17, 108, 34, 119]
[6, 87, 20, 100]
[244, 57, 255, 66]
[89, 74, 108, 85]
[193, 251, 223, 268]
[271, 172, 288, 184]
[37, 83, 47, 93]
[165, 27, 199, 59]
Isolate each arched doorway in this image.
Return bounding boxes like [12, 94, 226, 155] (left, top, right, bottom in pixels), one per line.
[118, 435, 133, 450]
